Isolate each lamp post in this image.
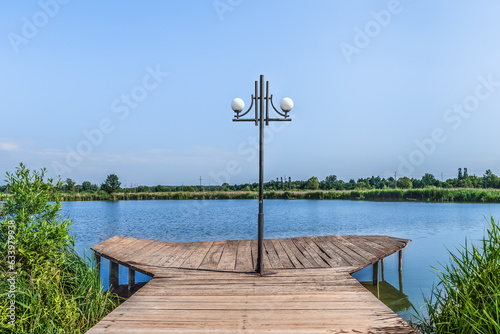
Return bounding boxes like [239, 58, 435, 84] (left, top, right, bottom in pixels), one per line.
[232, 75, 293, 276]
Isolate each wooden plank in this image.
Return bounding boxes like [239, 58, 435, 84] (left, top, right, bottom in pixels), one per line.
[235, 240, 253, 271]
[153, 242, 186, 268]
[94, 236, 142, 259]
[359, 235, 403, 253]
[263, 239, 284, 269]
[302, 237, 341, 267]
[198, 240, 225, 270]
[250, 239, 258, 270]
[291, 237, 329, 268]
[160, 242, 199, 268]
[88, 235, 416, 333]
[318, 236, 366, 267]
[276, 238, 304, 268]
[217, 240, 238, 270]
[332, 236, 379, 264]
[309, 236, 351, 267]
[119, 239, 158, 261]
[127, 241, 174, 265]
[179, 241, 213, 269]
[91, 235, 127, 254]
[270, 238, 295, 269]
[282, 238, 316, 268]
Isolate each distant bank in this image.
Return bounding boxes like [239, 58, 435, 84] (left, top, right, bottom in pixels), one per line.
[3, 188, 500, 203]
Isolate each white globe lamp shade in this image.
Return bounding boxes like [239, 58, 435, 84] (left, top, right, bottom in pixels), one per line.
[231, 98, 245, 112]
[280, 97, 294, 112]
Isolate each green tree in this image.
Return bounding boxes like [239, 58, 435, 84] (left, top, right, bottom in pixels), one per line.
[183, 186, 195, 192]
[482, 169, 499, 188]
[397, 176, 413, 189]
[65, 178, 76, 192]
[101, 174, 121, 194]
[81, 181, 92, 191]
[306, 176, 319, 190]
[421, 173, 437, 187]
[137, 185, 152, 192]
[155, 185, 166, 192]
[356, 180, 369, 189]
[324, 175, 338, 189]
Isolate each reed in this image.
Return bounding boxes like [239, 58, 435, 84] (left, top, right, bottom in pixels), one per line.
[9, 187, 500, 203]
[413, 216, 500, 333]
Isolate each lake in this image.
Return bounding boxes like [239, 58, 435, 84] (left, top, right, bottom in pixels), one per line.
[63, 199, 500, 322]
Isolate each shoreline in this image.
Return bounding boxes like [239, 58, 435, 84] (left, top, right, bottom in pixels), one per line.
[3, 188, 500, 203]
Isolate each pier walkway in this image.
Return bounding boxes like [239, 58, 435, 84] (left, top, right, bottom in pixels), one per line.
[87, 235, 416, 333]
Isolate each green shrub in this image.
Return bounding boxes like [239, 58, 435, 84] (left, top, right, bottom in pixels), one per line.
[0, 164, 119, 333]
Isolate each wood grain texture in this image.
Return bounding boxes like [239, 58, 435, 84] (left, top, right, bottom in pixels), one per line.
[88, 235, 415, 333]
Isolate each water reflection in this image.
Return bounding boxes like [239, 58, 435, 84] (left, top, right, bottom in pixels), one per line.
[360, 280, 412, 313]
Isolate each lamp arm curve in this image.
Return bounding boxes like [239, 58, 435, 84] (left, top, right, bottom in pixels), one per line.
[270, 95, 287, 118]
[237, 95, 254, 118]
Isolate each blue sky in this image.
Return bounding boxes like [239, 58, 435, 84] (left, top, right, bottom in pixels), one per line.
[1, 1, 500, 186]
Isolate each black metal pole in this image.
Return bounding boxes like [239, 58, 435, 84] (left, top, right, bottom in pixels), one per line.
[256, 74, 265, 275]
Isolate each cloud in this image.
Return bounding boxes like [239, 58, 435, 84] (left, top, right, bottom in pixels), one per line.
[0, 141, 20, 152]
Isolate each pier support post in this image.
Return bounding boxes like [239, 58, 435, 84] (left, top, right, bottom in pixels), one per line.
[372, 261, 379, 286]
[381, 258, 385, 282]
[399, 250, 403, 272]
[128, 268, 135, 295]
[109, 260, 119, 291]
[95, 253, 101, 273]
[399, 268, 403, 293]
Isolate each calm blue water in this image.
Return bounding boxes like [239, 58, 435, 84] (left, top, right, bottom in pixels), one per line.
[63, 200, 500, 322]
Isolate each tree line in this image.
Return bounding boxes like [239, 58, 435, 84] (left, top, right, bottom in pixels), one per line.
[1, 168, 498, 194]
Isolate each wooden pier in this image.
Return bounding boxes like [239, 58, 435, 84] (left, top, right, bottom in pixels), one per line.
[87, 235, 416, 333]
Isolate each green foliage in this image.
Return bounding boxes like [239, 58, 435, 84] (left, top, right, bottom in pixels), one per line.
[397, 176, 413, 189]
[0, 164, 119, 333]
[39, 188, 500, 203]
[1, 164, 72, 265]
[306, 176, 319, 190]
[100, 174, 121, 194]
[65, 178, 76, 193]
[483, 169, 500, 188]
[81, 181, 98, 192]
[414, 216, 500, 333]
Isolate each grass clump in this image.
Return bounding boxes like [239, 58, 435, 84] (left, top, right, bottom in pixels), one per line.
[414, 216, 500, 333]
[0, 164, 120, 333]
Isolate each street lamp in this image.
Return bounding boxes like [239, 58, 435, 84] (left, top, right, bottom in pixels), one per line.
[232, 74, 293, 276]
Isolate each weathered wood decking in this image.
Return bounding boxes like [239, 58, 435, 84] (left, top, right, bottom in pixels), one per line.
[88, 235, 416, 333]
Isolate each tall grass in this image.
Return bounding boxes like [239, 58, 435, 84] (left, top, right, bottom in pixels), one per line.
[38, 188, 500, 203]
[0, 164, 120, 333]
[413, 216, 500, 333]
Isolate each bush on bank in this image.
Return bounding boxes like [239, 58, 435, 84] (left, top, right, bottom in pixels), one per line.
[0, 164, 119, 333]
